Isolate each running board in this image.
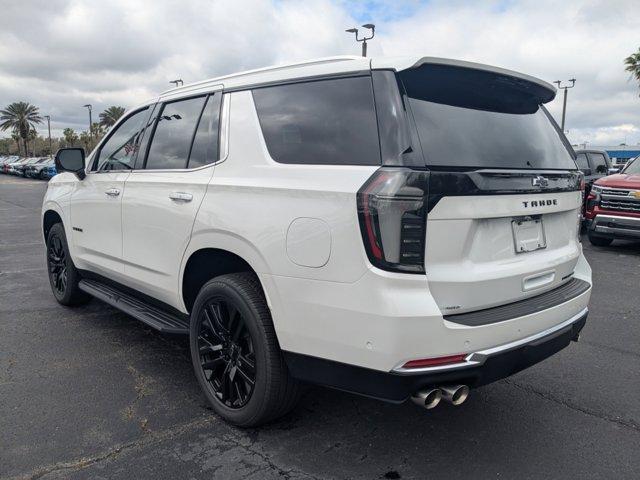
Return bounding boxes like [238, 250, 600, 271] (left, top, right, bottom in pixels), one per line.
[78, 279, 190, 334]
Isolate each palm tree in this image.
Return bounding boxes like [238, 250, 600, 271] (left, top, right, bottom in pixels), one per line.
[624, 48, 640, 94]
[0, 102, 43, 156]
[99, 106, 126, 127]
[63, 128, 78, 147]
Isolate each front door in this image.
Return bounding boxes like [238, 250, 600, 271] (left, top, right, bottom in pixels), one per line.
[70, 107, 151, 278]
[121, 91, 222, 307]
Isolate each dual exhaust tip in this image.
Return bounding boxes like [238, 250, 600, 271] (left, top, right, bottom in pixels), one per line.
[411, 385, 470, 410]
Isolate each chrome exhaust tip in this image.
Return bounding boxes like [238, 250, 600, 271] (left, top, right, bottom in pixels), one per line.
[440, 385, 469, 406]
[411, 388, 442, 410]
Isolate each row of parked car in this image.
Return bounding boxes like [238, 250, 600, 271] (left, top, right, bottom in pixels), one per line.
[0, 156, 57, 179]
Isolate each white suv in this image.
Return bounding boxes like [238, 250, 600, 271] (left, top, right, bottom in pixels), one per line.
[43, 56, 591, 426]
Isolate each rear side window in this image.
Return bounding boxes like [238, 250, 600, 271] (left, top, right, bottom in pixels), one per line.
[400, 64, 577, 170]
[188, 93, 222, 168]
[575, 153, 589, 171]
[145, 96, 206, 170]
[93, 108, 149, 171]
[252, 76, 380, 165]
[588, 152, 608, 174]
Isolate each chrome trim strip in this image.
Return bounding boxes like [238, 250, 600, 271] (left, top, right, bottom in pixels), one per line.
[392, 307, 588, 375]
[219, 93, 230, 162]
[593, 214, 640, 224]
[591, 214, 640, 237]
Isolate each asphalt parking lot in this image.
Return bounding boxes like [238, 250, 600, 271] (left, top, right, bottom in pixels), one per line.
[1, 174, 639, 480]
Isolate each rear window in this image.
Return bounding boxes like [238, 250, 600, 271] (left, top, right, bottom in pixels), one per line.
[400, 65, 576, 170]
[575, 153, 589, 171]
[252, 76, 380, 165]
[588, 152, 608, 174]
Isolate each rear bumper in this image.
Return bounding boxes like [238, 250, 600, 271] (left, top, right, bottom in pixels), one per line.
[284, 308, 587, 403]
[588, 214, 640, 239]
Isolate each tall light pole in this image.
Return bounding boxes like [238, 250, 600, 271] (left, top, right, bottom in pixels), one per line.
[44, 115, 52, 157]
[169, 79, 184, 88]
[345, 24, 375, 57]
[553, 78, 576, 132]
[83, 104, 93, 141]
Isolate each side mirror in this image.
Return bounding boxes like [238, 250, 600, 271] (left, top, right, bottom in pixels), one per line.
[582, 168, 592, 177]
[55, 148, 86, 180]
[607, 167, 620, 175]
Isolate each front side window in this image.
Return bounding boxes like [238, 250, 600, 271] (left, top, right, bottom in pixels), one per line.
[145, 96, 206, 170]
[588, 152, 608, 174]
[400, 64, 577, 170]
[93, 108, 149, 171]
[252, 76, 380, 165]
[575, 153, 590, 171]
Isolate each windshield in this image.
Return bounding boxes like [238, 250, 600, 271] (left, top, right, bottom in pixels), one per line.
[400, 65, 576, 170]
[623, 157, 640, 175]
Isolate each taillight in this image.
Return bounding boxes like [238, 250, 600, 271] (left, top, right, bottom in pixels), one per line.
[357, 168, 428, 273]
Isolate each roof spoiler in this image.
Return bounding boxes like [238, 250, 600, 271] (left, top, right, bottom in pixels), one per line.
[403, 57, 556, 104]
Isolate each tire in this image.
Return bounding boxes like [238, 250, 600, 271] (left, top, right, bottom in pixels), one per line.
[46, 223, 91, 306]
[39, 170, 47, 180]
[190, 272, 300, 427]
[588, 234, 613, 247]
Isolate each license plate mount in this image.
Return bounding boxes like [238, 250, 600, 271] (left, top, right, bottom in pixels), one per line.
[512, 217, 546, 254]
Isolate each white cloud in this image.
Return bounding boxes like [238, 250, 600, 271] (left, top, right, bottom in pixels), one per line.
[1, 0, 639, 146]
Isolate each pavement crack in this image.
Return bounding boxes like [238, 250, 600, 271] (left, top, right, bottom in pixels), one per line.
[224, 434, 325, 480]
[12, 415, 216, 480]
[504, 379, 640, 432]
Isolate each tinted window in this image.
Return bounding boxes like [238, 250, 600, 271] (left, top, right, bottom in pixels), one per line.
[588, 152, 608, 174]
[252, 76, 380, 165]
[93, 108, 148, 171]
[188, 94, 222, 168]
[145, 96, 206, 170]
[575, 153, 590, 171]
[371, 70, 421, 167]
[400, 65, 576, 170]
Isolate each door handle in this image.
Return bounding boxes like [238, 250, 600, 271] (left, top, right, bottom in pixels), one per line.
[169, 192, 193, 202]
[105, 188, 120, 197]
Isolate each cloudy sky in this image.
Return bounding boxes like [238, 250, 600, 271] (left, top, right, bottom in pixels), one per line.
[1, 0, 639, 146]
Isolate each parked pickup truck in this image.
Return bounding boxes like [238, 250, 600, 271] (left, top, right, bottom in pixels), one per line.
[585, 155, 640, 246]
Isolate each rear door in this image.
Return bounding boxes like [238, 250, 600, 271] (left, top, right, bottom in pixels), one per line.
[398, 63, 582, 314]
[121, 89, 223, 306]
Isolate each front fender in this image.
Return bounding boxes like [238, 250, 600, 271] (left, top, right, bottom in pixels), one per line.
[41, 173, 77, 248]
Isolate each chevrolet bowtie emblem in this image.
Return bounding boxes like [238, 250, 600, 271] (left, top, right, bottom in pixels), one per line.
[633, 191, 640, 199]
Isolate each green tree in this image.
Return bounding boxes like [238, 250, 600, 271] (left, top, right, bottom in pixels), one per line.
[0, 101, 43, 156]
[91, 122, 105, 140]
[28, 128, 37, 156]
[99, 106, 125, 127]
[79, 130, 91, 150]
[624, 47, 640, 94]
[63, 128, 78, 147]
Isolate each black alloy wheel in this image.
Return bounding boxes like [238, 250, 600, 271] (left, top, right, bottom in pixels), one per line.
[45, 223, 91, 306]
[197, 298, 256, 408]
[48, 233, 68, 295]
[190, 273, 300, 426]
